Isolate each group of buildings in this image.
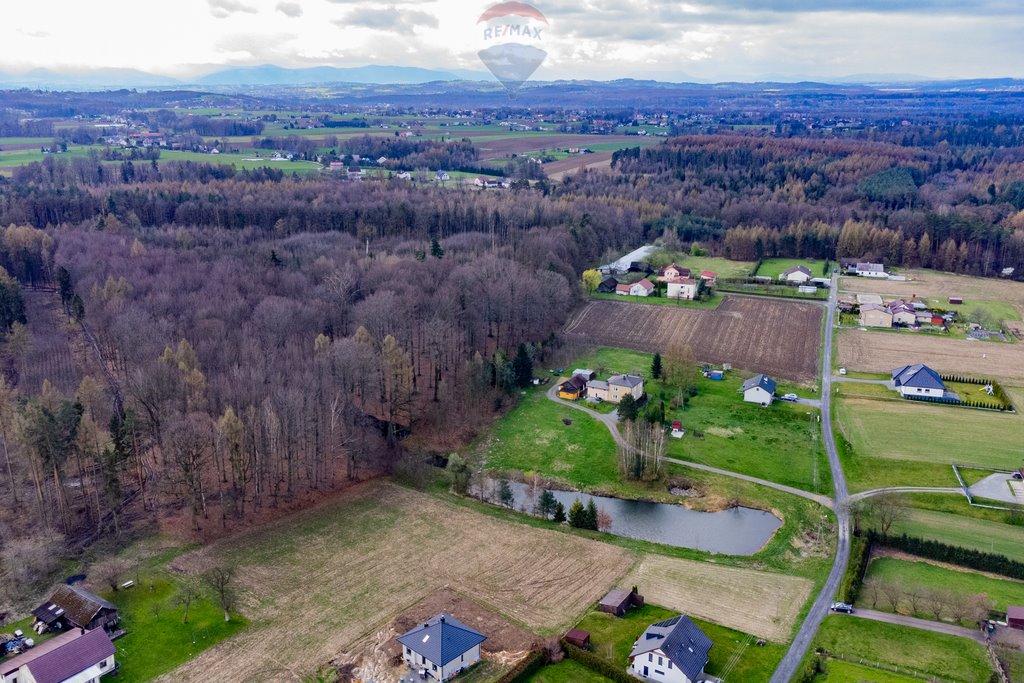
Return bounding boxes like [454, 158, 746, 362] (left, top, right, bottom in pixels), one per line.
[558, 369, 646, 403]
[598, 264, 718, 301]
[852, 294, 957, 329]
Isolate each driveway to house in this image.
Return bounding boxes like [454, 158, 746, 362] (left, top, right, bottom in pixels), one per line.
[771, 272, 851, 683]
[841, 609, 987, 644]
[544, 383, 832, 508]
[794, 397, 822, 409]
[833, 377, 892, 387]
[969, 473, 1020, 505]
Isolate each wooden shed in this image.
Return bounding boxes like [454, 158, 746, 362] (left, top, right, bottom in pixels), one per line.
[598, 587, 644, 617]
[949, 296, 964, 305]
[565, 628, 591, 649]
[1008, 606, 1024, 629]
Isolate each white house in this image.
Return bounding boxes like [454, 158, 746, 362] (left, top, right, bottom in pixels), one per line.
[741, 374, 776, 406]
[397, 613, 486, 681]
[0, 628, 116, 683]
[435, 171, 451, 181]
[627, 615, 712, 683]
[616, 279, 655, 297]
[666, 278, 697, 301]
[856, 262, 887, 278]
[891, 364, 947, 398]
[780, 266, 812, 284]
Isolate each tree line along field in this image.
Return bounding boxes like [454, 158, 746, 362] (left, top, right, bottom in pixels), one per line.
[564, 296, 824, 383]
[834, 393, 1023, 491]
[158, 481, 812, 682]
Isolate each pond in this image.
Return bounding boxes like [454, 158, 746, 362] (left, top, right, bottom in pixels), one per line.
[478, 478, 782, 556]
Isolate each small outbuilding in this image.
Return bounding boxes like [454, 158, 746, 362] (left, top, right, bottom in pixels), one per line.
[1008, 606, 1024, 630]
[949, 296, 964, 305]
[558, 375, 588, 400]
[565, 628, 591, 649]
[32, 584, 120, 635]
[599, 587, 644, 617]
[597, 277, 619, 294]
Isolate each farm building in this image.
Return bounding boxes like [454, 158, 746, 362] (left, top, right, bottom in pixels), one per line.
[599, 588, 644, 617]
[558, 375, 588, 400]
[666, 278, 697, 301]
[597, 277, 619, 294]
[397, 613, 486, 681]
[32, 585, 120, 635]
[1008, 606, 1024, 630]
[741, 374, 776, 407]
[860, 305, 893, 327]
[627, 615, 712, 683]
[657, 264, 690, 282]
[856, 262, 887, 278]
[617, 279, 655, 297]
[435, 171, 451, 181]
[573, 369, 597, 381]
[780, 266, 812, 284]
[949, 296, 964, 305]
[0, 627, 116, 683]
[565, 628, 591, 649]
[700, 271, 717, 285]
[892, 364, 947, 398]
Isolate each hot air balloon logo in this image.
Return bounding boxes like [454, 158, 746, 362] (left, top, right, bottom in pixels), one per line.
[476, 2, 548, 96]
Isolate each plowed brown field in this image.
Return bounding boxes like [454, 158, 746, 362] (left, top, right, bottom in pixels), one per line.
[564, 297, 824, 382]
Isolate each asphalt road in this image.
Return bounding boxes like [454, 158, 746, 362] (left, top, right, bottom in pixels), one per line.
[843, 609, 986, 643]
[770, 272, 851, 683]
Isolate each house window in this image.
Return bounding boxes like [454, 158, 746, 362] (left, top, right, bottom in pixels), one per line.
[406, 647, 411, 656]
[658, 656, 663, 666]
[648, 654, 653, 662]
[668, 661, 672, 669]
[100, 659, 107, 668]
[432, 664, 437, 671]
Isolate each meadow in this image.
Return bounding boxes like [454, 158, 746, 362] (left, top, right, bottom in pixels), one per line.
[755, 257, 832, 280]
[891, 507, 1024, 562]
[863, 556, 1024, 614]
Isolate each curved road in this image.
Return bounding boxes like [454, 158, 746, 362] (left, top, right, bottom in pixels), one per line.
[544, 383, 832, 508]
[770, 272, 850, 683]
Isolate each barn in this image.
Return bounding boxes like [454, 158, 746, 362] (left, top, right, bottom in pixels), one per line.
[599, 587, 644, 617]
[1008, 606, 1024, 630]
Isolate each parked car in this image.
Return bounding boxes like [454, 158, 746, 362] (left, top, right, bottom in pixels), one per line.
[830, 602, 854, 613]
[782, 393, 798, 402]
[838, 367, 847, 375]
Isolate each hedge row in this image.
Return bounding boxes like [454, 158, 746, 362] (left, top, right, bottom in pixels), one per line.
[873, 531, 1024, 581]
[903, 394, 1010, 411]
[561, 641, 636, 683]
[838, 534, 873, 603]
[496, 649, 546, 683]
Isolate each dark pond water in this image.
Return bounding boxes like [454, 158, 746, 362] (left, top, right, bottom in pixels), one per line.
[479, 479, 782, 556]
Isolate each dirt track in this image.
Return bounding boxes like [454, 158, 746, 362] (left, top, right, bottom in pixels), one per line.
[837, 328, 1024, 385]
[565, 297, 824, 382]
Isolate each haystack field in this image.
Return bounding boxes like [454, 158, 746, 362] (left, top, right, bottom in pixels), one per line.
[565, 297, 823, 382]
[161, 482, 633, 682]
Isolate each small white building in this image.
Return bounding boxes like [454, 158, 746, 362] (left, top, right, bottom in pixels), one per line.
[856, 262, 887, 278]
[666, 278, 697, 301]
[741, 374, 776, 407]
[627, 615, 712, 683]
[397, 613, 486, 681]
[0, 628, 116, 683]
[780, 266, 812, 284]
[892, 364, 947, 398]
[616, 279, 655, 297]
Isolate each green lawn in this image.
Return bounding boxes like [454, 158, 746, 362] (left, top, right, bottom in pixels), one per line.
[835, 395, 1024, 492]
[756, 258, 832, 281]
[157, 150, 323, 172]
[811, 615, 992, 682]
[863, 556, 1024, 614]
[107, 575, 247, 683]
[643, 251, 757, 280]
[526, 659, 612, 682]
[892, 508, 1024, 562]
[813, 659, 933, 683]
[925, 297, 1022, 323]
[574, 605, 784, 681]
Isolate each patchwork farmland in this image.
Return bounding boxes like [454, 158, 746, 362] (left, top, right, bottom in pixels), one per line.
[564, 296, 824, 382]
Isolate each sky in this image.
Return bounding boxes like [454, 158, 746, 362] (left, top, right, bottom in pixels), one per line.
[1, 0, 1024, 82]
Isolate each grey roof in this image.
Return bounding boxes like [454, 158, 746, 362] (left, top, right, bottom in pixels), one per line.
[856, 262, 885, 272]
[782, 265, 812, 277]
[397, 613, 486, 667]
[33, 584, 117, 628]
[2, 629, 115, 683]
[742, 374, 776, 395]
[892, 364, 946, 390]
[587, 380, 610, 391]
[608, 374, 643, 389]
[629, 616, 712, 681]
[600, 588, 632, 609]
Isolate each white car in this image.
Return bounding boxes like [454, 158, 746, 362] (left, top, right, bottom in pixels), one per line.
[782, 393, 798, 402]
[838, 367, 847, 375]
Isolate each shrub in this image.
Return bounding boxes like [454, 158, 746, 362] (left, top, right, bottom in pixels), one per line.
[838, 534, 872, 603]
[561, 641, 636, 683]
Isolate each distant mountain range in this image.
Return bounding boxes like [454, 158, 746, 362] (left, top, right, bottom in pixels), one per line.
[0, 64, 1022, 91]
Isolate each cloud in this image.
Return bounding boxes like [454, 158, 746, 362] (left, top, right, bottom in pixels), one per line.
[208, 0, 258, 19]
[336, 6, 438, 32]
[275, 1, 302, 17]
[17, 28, 50, 38]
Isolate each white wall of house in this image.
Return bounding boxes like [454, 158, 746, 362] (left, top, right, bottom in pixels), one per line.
[784, 271, 811, 283]
[667, 281, 696, 300]
[891, 311, 916, 325]
[897, 385, 945, 399]
[744, 386, 774, 406]
[629, 283, 652, 297]
[858, 269, 888, 278]
[628, 650, 694, 683]
[402, 646, 480, 681]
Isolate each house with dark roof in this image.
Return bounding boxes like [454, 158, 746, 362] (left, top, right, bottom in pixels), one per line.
[0, 628, 116, 683]
[741, 374, 776, 407]
[558, 375, 588, 400]
[597, 276, 619, 294]
[627, 615, 713, 683]
[607, 374, 645, 403]
[32, 585, 119, 635]
[855, 262, 888, 278]
[397, 613, 486, 681]
[892, 364, 947, 398]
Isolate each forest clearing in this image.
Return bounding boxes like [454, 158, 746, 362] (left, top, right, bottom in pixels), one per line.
[564, 296, 824, 382]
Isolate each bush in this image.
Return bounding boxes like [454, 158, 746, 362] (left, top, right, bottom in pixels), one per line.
[496, 649, 546, 683]
[838, 534, 872, 603]
[561, 641, 636, 683]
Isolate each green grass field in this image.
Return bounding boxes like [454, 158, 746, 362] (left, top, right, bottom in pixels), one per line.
[526, 659, 612, 682]
[157, 150, 323, 172]
[644, 251, 757, 280]
[863, 556, 1024, 613]
[756, 258, 832, 281]
[107, 575, 247, 683]
[925, 298, 1021, 323]
[565, 347, 830, 494]
[835, 395, 1024, 491]
[810, 615, 992, 682]
[813, 659, 932, 683]
[575, 604, 785, 681]
[891, 508, 1024, 562]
